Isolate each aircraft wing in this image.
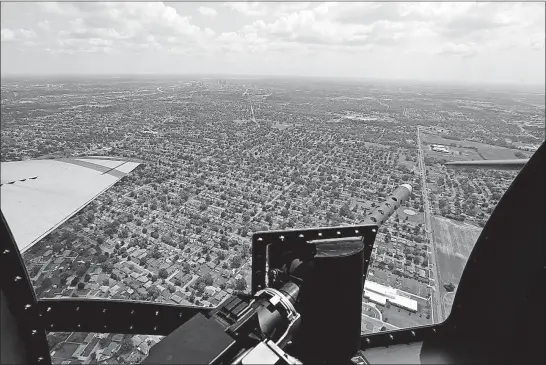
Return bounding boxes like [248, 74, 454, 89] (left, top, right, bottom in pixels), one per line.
[0, 156, 141, 253]
[444, 159, 528, 170]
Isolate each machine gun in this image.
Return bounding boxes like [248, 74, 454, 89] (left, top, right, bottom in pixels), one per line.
[142, 185, 413, 365]
[3, 143, 545, 365]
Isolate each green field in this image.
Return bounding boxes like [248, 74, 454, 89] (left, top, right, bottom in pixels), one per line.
[422, 133, 523, 160]
[66, 332, 87, 343]
[432, 216, 481, 287]
[381, 305, 431, 329]
[52, 342, 79, 359]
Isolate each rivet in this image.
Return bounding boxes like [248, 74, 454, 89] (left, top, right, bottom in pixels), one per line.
[31, 329, 37, 335]
[411, 331, 416, 337]
[366, 338, 371, 344]
[2, 249, 10, 254]
[355, 230, 359, 234]
[389, 334, 394, 340]
[372, 229, 377, 233]
[318, 232, 322, 237]
[178, 313, 183, 318]
[103, 325, 107, 329]
[102, 308, 107, 313]
[129, 325, 134, 330]
[131, 310, 135, 315]
[24, 304, 32, 310]
[38, 357, 44, 362]
[279, 235, 284, 241]
[76, 306, 80, 312]
[257, 237, 263, 241]
[77, 324, 81, 328]
[154, 326, 158, 331]
[14, 276, 22, 282]
[155, 311, 159, 316]
[50, 324, 54, 328]
[432, 328, 437, 333]
[336, 231, 341, 235]
[298, 234, 304, 238]
[47, 307, 51, 312]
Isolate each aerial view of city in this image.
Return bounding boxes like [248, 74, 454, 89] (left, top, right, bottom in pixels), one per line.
[1, 2, 544, 364]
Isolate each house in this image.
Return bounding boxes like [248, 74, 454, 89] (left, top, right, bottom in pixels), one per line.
[109, 285, 121, 296]
[112, 334, 123, 342]
[138, 342, 150, 356]
[204, 286, 216, 297]
[102, 342, 119, 357]
[71, 344, 87, 359]
[171, 294, 182, 303]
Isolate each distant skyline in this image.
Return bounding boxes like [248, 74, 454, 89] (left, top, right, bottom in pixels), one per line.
[1, 2, 545, 86]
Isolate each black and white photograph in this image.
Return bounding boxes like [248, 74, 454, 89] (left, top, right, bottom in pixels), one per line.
[1, 2, 544, 365]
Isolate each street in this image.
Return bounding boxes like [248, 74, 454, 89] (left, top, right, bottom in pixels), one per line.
[416, 126, 444, 323]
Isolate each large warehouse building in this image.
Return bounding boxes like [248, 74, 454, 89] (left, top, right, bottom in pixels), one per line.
[364, 280, 418, 312]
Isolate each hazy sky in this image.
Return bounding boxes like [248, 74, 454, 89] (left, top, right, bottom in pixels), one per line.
[1, 1, 545, 85]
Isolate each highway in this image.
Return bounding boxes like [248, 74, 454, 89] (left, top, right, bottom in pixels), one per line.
[416, 126, 443, 324]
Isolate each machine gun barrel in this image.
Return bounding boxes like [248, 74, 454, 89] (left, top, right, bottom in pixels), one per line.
[363, 184, 412, 226]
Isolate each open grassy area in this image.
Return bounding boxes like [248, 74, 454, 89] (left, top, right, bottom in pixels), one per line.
[66, 332, 87, 343]
[422, 133, 523, 160]
[432, 216, 481, 287]
[362, 303, 381, 319]
[368, 268, 428, 299]
[52, 342, 79, 359]
[381, 305, 431, 328]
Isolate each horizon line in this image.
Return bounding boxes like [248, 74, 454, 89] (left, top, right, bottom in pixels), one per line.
[1, 73, 545, 89]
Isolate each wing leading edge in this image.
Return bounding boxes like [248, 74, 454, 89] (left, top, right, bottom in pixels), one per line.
[0, 156, 141, 253]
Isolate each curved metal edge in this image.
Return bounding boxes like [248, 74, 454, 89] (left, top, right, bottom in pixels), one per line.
[0, 210, 52, 364]
[36, 298, 211, 336]
[360, 323, 444, 350]
[423, 140, 546, 363]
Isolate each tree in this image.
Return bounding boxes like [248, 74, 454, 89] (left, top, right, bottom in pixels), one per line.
[84, 273, 91, 282]
[174, 279, 182, 286]
[76, 265, 86, 277]
[514, 151, 527, 159]
[41, 277, 52, 290]
[120, 338, 134, 353]
[102, 261, 114, 274]
[77, 282, 85, 290]
[71, 277, 79, 286]
[159, 268, 169, 279]
[203, 273, 213, 286]
[235, 277, 247, 291]
[230, 255, 242, 269]
[147, 286, 160, 300]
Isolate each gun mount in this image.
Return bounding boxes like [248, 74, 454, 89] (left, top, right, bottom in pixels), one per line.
[143, 184, 412, 364]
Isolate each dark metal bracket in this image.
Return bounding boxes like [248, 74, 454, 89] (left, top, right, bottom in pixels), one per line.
[251, 223, 379, 294]
[36, 298, 210, 335]
[1, 212, 52, 364]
